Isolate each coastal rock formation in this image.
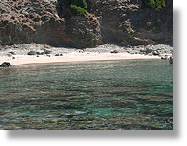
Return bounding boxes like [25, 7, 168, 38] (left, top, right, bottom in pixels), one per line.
[0, 0, 173, 48]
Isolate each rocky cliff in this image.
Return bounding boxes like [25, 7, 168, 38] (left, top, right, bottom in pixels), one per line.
[0, 0, 173, 48]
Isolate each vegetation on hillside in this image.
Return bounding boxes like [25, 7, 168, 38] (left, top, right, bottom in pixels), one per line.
[64, 0, 87, 8]
[70, 4, 87, 16]
[145, 0, 166, 10]
[64, 0, 88, 16]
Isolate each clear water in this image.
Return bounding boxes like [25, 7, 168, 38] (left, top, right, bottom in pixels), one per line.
[0, 60, 173, 130]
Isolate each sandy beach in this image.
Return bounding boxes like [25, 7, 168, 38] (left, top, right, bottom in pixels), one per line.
[0, 44, 172, 66]
[0, 52, 160, 66]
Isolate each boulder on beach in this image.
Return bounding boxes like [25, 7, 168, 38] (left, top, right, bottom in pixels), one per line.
[111, 50, 119, 53]
[27, 51, 37, 55]
[44, 49, 52, 54]
[0, 62, 11, 67]
[161, 55, 169, 60]
[55, 53, 63, 56]
[152, 50, 160, 56]
[40, 49, 52, 55]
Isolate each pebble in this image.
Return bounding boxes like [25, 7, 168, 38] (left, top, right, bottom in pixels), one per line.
[14, 127, 21, 129]
[75, 111, 85, 114]
[142, 123, 148, 126]
[151, 115, 157, 117]
[0, 119, 9, 122]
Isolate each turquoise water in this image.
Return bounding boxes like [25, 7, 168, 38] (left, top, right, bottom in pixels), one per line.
[0, 60, 173, 130]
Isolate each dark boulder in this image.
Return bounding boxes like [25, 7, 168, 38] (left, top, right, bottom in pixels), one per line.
[36, 52, 41, 55]
[110, 50, 119, 53]
[55, 53, 63, 56]
[9, 51, 15, 55]
[169, 57, 173, 64]
[44, 49, 52, 54]
[27, 51, 37, 55]
[0, 62, 11, 67]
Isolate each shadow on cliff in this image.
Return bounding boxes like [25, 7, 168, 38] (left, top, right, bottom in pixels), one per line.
[100, 26, 120, 44]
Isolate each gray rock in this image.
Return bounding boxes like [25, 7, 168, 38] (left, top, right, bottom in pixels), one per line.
[55, 53, 63, 56]
[27, 51, 37, 55]
[9, 51, 15, 55]
[55, 54, 60, 56]
[152, 50, 160, 56]
[140, 48, 152, 54]
[44, 49, 51, 54]
[145, 48, 153, 53]
[161, 56, 166, 60]
[7, 53, 12, 57]
[36, 52, 41, 55]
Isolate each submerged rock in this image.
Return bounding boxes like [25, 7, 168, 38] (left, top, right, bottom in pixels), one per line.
[169, 57, 173, 64]
[0, 62, 11, 67]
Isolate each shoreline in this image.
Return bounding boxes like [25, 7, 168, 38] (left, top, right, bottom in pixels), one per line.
[0, 43, 172, 66]
[0, 53, 160, 66]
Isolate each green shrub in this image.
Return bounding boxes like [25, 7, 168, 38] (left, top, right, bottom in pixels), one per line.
[70, 4, 87, 16]
[64, 0, 87, 8]
[146, 0, 165, 10]
[63, 0, 88, 16]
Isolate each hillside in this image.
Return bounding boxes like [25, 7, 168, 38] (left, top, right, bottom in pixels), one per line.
[0, 0, 173, 48]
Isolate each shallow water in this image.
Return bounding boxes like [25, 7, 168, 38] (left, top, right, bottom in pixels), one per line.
[0, 60, 173, 130]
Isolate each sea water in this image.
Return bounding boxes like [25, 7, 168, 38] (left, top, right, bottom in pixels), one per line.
[0, 60, 173, 130]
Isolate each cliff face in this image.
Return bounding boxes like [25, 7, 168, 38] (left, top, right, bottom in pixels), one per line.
[0, 0, 173, 48]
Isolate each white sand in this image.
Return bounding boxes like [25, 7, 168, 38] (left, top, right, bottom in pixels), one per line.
[0, 52, 160, 66]
[0, 43, 168, 66]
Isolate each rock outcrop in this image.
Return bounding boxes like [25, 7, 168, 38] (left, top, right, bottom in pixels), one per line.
[0, 0, 173, 48]
[0, 62, 11, 67]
